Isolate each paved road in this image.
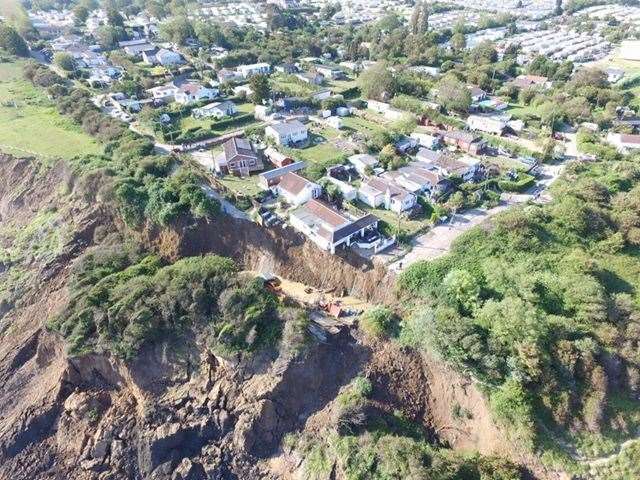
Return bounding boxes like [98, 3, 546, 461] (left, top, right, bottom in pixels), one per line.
[389, 157, 570, 272]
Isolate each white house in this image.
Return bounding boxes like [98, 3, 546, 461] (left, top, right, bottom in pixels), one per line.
[326, 116, 343, 129]
[410, 132, 440, 149]
[174, 82, 218, 105]
[358, 177, 417, 213]
[236, 62, 270, 78]
[147, 83, 179, 102]
[277, 172, 321, 206]
[606, 68, 624, 84]
[466, 115, 507, 135]
[607, 132, 640, 153]
[289, 199, 379, 254]
[316, 64, 344, 79]
[324, 175, 357, 201]
[348, 154, 378, 175]
[265, 120, 308, 146]
[143, 48, 183, 66]
[192, 100, 237, 119]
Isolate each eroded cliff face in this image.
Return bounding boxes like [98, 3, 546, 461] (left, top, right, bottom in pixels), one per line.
[0, 155, 563, 480]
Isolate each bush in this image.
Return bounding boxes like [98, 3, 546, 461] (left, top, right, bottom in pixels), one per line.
[359, 306, 398, 338]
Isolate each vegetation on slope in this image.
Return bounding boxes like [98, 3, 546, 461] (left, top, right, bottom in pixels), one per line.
[398, 155, 640, 468]
[48, 245, 302, 360]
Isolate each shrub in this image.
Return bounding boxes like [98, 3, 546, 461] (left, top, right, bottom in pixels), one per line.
[359, 306, 398, 338]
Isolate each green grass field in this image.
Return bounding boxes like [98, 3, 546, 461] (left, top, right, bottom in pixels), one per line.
[293, 136, 345, 164]
[342, 115, 384, 134]
[0, 60, 102, 160]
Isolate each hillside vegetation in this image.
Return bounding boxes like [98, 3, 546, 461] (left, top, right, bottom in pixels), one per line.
[399, 155, 640, 470]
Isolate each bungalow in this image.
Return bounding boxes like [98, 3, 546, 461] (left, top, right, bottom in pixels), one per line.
[264, 146, 294, 167]
[258, 161, 306, 189]
[289, 199, 379, 254]
[120, 38, 156, 56]
[606, 68, 624, 84]
[395, 136, 418, 154]
[316, 64, 344, 79]
[217, 69, 243, 83]
[348, 153, 378, 175]
[265, 120, 308, 146]
[324, 175, 357, 201]
[384, 165, 452, 200]
[466, 114, 507, 135]
[214, 137, 264, 176]
[146, 83, 180, 102]
[468, 86, 488, 103]
[295, 71, 324, 85]
[410, 132, 440, 149]
[358, 177, 417, 213]
[275, 63, 298, 74]
[416, 148, 444, 165]
[607, 132, 640, 153]
[236, 62, 271, 78]
[174, 82, 218, 105]
[510, 74, 552, 90]
[192, 100, 237, 119]
[277, 172, 322, 206]
[311, 89, 332, 101]
[439, 130, 486, 155]
[143, 48, 183, 66]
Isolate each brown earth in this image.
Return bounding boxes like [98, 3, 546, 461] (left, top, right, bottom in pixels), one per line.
[0, 154, 566, 480]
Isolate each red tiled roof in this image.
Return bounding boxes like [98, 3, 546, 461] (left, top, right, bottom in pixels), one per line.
[279, 172, 312, 195]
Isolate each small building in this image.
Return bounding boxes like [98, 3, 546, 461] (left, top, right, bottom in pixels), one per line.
[326, 116, 343, 129]
[174, 82, 218, 105]
[264, 146, 294, 167]
[311, 89, 332, 101]
[510, 74, 552, 90]
[236, 62, 271, 78]
[468, 85, 488, 103]
[295, 71, 324, 85]
[143, 48, 183, 66]
[215, 137, 264, 176]
[254, 105, 273, 121]
[275, 63, 298, 74]
[265, 120, 308, 146]
[440, 130, 486, 155]
[358, 177, 417, 213]
[466, 114, 507, 135]
[277, 172, 322, 207]
[348, 154, 378, 175]
[324, 175, 357, 201]
[316, 64, 344, 79]
[192, 100, 237, 119]
[289, 199, 379, 254]
[217, 69, 243, 83]
[606, 68, 624, 84]
[607, 132, 640, 153]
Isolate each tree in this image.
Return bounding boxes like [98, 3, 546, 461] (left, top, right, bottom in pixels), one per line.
[555, 0, 563, 15]
[106, 7, 124, 28]
[96, 25, 126, 49]
[73, 4, 89, 26]
[249, 74, 271, 105]
[435, 76, 471, 113]
[357, 63, 395, 101]
[391, 113, 417, 136]
[159, 16, 193, 45]
[0, 24, 29, 57]
[54, 52, 76, 72]
[451, 32, 466, 51]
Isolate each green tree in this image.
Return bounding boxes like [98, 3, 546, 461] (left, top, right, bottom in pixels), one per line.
[451, 32, 466, 51]
[0, 24, 29, 57]
[358, 63, 395, 101]
[54, 52, 77, 72]
[159, 15, 193, 45]
[73, 4, 89, 26]
[435, 76, 471, 113]
[249, 74, 271, 105]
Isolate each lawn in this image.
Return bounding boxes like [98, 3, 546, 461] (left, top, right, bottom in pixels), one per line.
[217, 174, 263, 197]
[270, 74, 319, 97]
[175, 102, 260, 138]
[507, 102, 543, 120]
[342, 115, 384, 134]
[0, 60, 102, 160]
[346, 200, 429, 238]
[290, 135, 345, 165]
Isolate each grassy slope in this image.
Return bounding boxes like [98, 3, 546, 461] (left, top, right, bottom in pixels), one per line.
[0, 60, 102, 160]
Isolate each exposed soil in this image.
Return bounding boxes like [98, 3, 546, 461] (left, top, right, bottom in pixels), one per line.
[0, 154, 566, 480]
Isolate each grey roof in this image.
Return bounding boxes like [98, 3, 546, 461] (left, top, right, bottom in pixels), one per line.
[259, 161, 306, 181]
[269, 120, 306, 135]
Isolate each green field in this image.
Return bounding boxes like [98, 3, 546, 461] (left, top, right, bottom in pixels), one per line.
[292, 136, 345, 164]
[342, 115, 384, 134]
[270, 74, 319, 97]
[177, 102, 258, 136]
[0, 60, 102, 160]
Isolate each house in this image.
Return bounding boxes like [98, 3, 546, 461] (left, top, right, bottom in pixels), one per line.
[324, 175, 357, 201]
[510, 74, 552, 90]
[254, 105, 273, 121]
[217, 69, 243, 83]
[311, 89, 332, 101]
[143, 48, 183, 66]
[384, 165, 452, 200]
[326, 116, 343, 129]
[416, 148, 444, 165]
[277, 172, 322, 206]
[192, 100, 237, 119]
[477, 97, 509, 112]
[316, 64, 344, 79]
[120, 38, 156, 56]
[395, 136, 418, 154]
[265, 120, 308, 146]
[264, 146, 294, 167]
[174, 82, 218, 105]
[606, 68, 624, 84]
[214, 137, 264, 176]
[607, 132, 640, 153]
[439, 130, 486, 155]
[468, 86, 488, 103]
[348, 154, 378, 175]
[236, 62, 270, 78]
[410, 132, 440, 149]
[289, 199, 379, 254]
[275, 63, 298, 74]
[358, 177, 417, 213]
[258, 161, 306, 189]
[466, 114, 507, 135]
[295, 71, 324, 85]
[146, 83, 180, 102]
